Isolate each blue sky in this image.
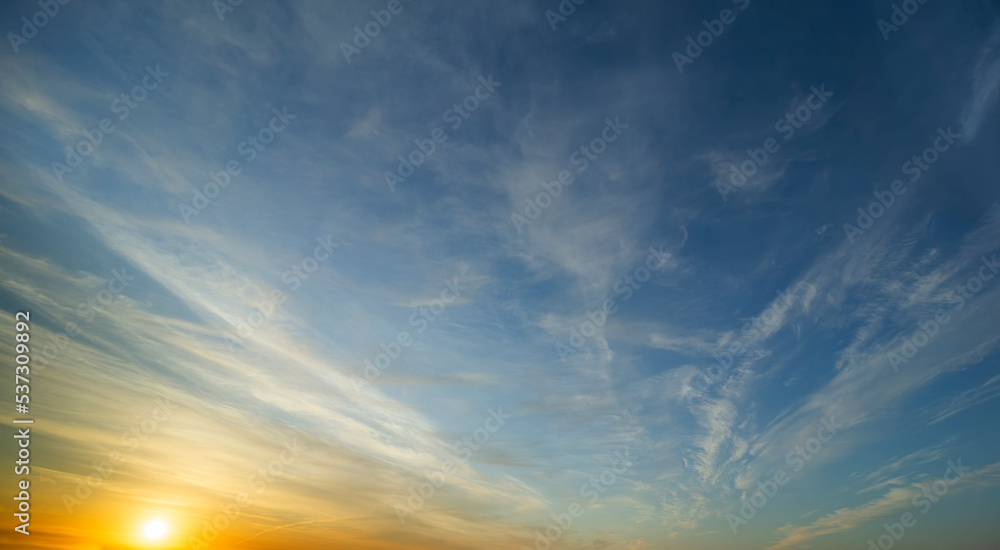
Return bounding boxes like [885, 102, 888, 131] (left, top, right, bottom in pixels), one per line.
[2, 1, 1000, 549]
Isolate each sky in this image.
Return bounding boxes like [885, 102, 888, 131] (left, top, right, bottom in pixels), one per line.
[1, 0, 1000, 549]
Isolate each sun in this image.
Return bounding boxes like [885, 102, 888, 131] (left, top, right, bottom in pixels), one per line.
[142, 519, 169, 541]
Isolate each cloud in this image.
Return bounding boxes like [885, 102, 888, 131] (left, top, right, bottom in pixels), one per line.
[767, 461, 1000, 550]
[961, 23, 1000, 141]
[923, 374, 1000, 426]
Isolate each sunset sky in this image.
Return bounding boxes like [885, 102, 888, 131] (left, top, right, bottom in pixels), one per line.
[2, 1, 1000, 549]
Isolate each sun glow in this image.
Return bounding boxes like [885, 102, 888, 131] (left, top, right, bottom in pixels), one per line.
[142, 519, 169, 541]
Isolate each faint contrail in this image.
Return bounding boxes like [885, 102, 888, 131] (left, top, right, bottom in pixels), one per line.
[232, 517, 356, 546]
